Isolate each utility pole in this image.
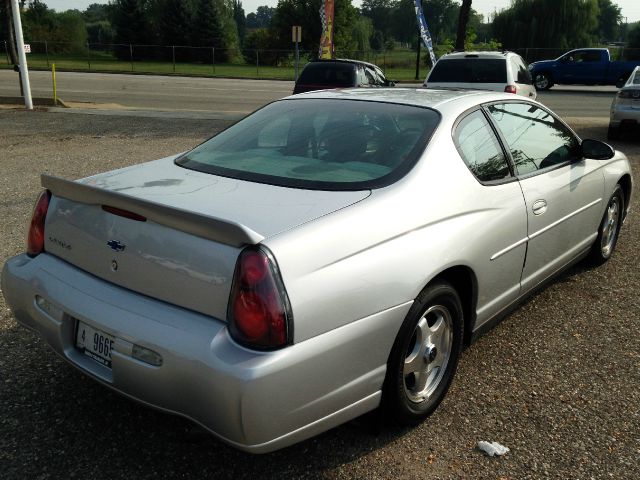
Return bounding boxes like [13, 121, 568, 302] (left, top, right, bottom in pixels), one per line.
[10, 0, 32, 109]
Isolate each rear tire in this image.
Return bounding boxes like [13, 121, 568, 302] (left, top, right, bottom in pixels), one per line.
[607, 124, 620, 141]
[534, 72, 553, 90]
[588, 184, 624, 265]
[383, 282, 463, 426]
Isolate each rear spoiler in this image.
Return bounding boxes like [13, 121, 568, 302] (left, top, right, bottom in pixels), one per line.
[41, 174, 264, 247]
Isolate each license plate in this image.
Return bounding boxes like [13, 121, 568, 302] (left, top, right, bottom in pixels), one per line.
[76, 321, 115, 368]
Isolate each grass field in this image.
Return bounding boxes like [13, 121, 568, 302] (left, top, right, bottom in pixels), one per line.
[0, 48, 431, 82]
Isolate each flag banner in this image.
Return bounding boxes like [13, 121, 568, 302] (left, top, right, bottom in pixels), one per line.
[318, 0, 334, 59]
[414, 0, 437, 67]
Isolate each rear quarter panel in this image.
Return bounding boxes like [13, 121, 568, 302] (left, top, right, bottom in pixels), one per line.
[265, 122, 528, 343]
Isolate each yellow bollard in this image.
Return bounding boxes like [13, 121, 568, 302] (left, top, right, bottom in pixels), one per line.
[52, 63, 57, 105]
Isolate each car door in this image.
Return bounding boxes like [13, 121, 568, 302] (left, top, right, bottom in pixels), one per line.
[453, 109, 528, 324]
[486, 102, 604, 292]
[556, 50, 605, 84]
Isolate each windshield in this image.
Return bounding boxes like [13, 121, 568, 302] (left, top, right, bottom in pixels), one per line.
[176, 99, 439, 190]
[428, 58, 507, 83]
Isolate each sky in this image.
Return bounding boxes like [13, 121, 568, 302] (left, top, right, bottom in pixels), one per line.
[42, 0, 640, 23]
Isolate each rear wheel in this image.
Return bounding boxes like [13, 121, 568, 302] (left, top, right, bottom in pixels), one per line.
[534, 72, 553, 90]
[607, 123, 620, 141]
[588, 184, 624, 265]
[383, 282, 463, 426]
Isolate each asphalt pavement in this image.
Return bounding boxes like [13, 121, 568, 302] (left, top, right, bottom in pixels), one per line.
[0, 69, 618, 121]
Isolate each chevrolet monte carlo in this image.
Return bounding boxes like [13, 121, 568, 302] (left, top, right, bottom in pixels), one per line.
[2, 89, 633, 453]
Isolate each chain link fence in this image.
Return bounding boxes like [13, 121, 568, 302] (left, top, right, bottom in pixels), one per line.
[0, 40, 423, 80]
[2, 41, 639, 81]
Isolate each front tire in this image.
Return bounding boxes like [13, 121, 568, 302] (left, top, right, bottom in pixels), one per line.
[534, 72, 553, 90]
[383, 282, 463, 426]
[588, 184, 624, 265]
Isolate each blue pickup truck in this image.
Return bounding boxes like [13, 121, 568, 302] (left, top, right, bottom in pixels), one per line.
[529, 48, 640, 90]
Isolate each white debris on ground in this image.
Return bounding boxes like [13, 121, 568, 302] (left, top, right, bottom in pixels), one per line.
[477, 441, 510, 457]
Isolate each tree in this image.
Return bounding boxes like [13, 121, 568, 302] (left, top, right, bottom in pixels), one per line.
[595, 0, 622, 42]
[1, 0, 19, 64]
[110, 0, 152, 58]
[160, 0, 193, 46]
[351, 16, 373, 52]
[492, 0, 599, 53]
[455, 0, 472, 50]
[232, 0, 245, 45]
[333, 0, 358, 54]
[627, 23, 640, 60]
[360, 0, 392, 41]
[192, 0, 223, 47]
[246, 6, 275, 29]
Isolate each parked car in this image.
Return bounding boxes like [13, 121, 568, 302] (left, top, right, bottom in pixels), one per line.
[529, 48, 640, 90]
[293, 59, 394, 94]
[423, 51, 537, 99]
[2, 89, 633, 453]
[608, 66, 640, 140]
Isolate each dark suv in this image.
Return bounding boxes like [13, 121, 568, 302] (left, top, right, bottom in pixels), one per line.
[293, 59, 395, 94]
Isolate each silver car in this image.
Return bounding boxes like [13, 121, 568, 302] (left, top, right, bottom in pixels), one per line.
[608, 65, 640, 140]
[2, 89, 633, 453]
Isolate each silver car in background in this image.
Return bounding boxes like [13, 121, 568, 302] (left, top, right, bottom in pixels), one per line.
[608, 65, 640, 140]
[2, 89, 633, 453]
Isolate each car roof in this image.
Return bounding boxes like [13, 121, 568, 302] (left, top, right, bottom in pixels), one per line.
[306, 58, 382, 70]
[438, 51, 515, 60]
[284, 87, 525, 113]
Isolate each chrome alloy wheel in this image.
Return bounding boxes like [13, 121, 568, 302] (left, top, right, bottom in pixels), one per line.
[403, 305, 453, 403]
[601, 196, 621, 257]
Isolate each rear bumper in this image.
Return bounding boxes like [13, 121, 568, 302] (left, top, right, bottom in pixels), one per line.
[2, 253, 406, 453]
[610, 104, 640, 126]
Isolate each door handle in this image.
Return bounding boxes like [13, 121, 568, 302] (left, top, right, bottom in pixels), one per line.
[532, 199, 547, 215]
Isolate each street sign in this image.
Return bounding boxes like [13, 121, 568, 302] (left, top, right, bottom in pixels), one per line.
[24, 44, 31, 53]
[292, 26, 301, 43]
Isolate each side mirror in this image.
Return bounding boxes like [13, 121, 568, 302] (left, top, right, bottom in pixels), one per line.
[582, 139, 615, 160]
[386, 80, 396, 87]
[615, 78, 626, 88]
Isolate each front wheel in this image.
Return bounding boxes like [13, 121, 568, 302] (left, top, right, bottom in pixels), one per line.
[588, 184, 624, 265]
[534, 72, 553, 90]
[383, 282, 463, 426]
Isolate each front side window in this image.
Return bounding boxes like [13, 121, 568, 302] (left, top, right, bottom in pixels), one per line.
[487, 103, 581, 176]
[177, 99, 440, 190]
[454, 110, 511, 182]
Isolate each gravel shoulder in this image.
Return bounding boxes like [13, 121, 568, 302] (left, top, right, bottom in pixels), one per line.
[0, 110, 638, 479]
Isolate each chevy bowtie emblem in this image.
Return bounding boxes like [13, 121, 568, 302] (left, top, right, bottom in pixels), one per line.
[107, 240, 126, 252]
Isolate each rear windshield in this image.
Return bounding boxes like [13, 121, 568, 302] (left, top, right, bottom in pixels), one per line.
[428, 58, 507, 83]
[297, 63, 356, 86]
[176, 99, 440, 190]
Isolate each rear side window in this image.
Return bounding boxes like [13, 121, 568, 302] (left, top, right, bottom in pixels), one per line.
[177, 99, 440, 190]
[429, 59, 507, 83]
[297, 63, 356, 87]
[510, 56, 532, 84]
[487, 103, 581, 175]
[454, 110, 511, 182]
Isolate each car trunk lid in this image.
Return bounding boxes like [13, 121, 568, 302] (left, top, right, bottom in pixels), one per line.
[42, 156, 370, 320]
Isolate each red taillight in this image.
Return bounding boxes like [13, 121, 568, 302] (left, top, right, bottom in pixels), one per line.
[27, 190, 51, 257]
[228, 247, 292, 349]
[504, 85, 517, 94]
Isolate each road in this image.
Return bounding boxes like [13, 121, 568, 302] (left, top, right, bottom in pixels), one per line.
[0, 69, 616, 120]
